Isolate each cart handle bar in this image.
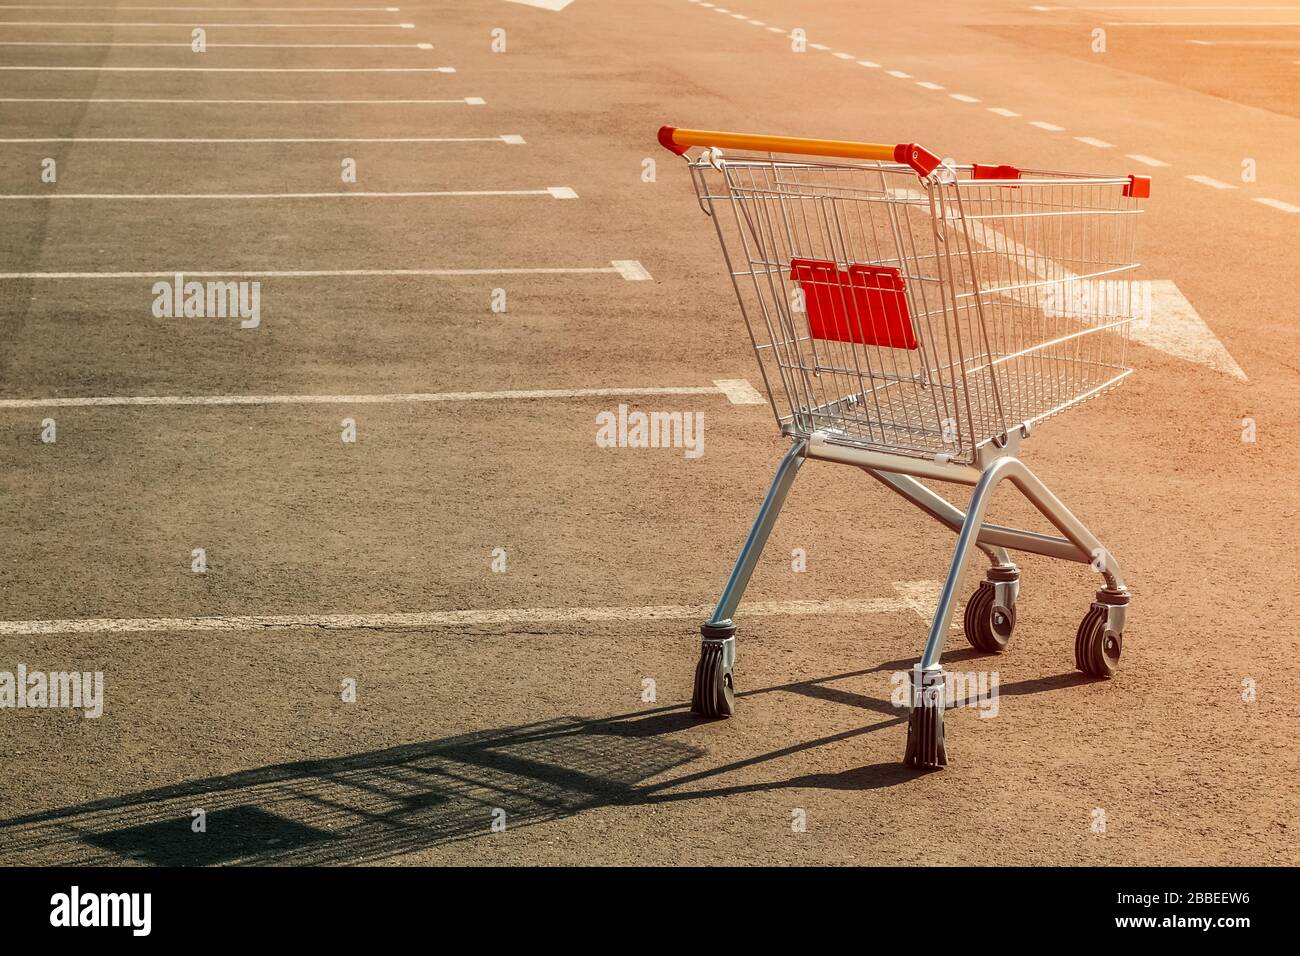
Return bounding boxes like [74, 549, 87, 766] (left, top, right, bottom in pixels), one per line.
[658, 125, 943, 177]
[658, 125, 1152, 197]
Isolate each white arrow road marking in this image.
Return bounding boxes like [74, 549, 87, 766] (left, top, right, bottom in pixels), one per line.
[1132, 280, 1246, 381]
[0, 581, 940, 636]
[958, 221, 1247, 380]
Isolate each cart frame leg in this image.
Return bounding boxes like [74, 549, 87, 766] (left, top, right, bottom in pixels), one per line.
[692, 439, 806, 717]
[898, 448, 1130, 767]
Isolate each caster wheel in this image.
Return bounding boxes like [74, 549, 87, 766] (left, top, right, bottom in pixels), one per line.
[963, 580, 1016, 654]
[691, 642, 735, 718]
[1075, 604, 1121, 678]
[902, 668, 948, 769]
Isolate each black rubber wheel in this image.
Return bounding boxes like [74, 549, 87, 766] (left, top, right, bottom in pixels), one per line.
[963, 581, 1015, 654]
[691, 643, 735, 718]
[903, 691, 948, 769]
[1075, 604, 1121, 678]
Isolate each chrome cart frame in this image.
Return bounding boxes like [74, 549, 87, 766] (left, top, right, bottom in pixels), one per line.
[662, 126, 1149, 768]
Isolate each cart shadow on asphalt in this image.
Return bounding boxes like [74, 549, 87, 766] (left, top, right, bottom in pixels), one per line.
[0, 666, 1093, 865]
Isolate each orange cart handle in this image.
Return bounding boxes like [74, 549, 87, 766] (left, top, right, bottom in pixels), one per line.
[658, 125, 942, 176]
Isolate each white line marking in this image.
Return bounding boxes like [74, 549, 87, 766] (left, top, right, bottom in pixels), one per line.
[1188, 39, 1300, 45]
[0, 262, 651, 280]
[1185, 174, 1236, 190]
[712, 379, 766, 405]
[0, 383, 765, 411]
[1085, 4, 1300, 7]
[832, 51, 854, 59]
[1132, 280, 1246, 380]
[856, 59, 881, 67]
[504, 0, 574, 9]
[1107, 21, 1300, 26]
[950, 93, 980, 103]
[1254, 197, 1300, 213]
[0, 136, 522, 143]
[915, 80, 944, 90]
[0, 66, 455, 72]
[500, 134, 525, 145]
[0, 188, 567, 200]
[0, 97, 478, 105]
[0, 20, 417, 26]
[987, 107, 1021, 116]
[0, 40, 434, 47]
[809, 42, 830, 50]
[1127, 153, 1169, 167]
[0, 581, 939, 636]
[748, 19, 764, 26]
[611, 259, 653, 281]
[767, 26, 785, 33]
[886, 69, 911, 78]
[1029, 120, 1065, 131]
[1074, 135, 1114, 148]
[0, 4, 406, 8]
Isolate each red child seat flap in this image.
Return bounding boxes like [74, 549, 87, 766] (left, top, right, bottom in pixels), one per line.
[789, 257, 918, 350]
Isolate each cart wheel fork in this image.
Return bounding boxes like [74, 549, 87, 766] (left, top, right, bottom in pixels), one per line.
[692, 440, 806, 718]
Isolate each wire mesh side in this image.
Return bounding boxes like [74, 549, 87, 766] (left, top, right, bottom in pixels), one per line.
[690, 153, 1141, 463]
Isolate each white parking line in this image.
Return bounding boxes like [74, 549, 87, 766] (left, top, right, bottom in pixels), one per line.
[0, 581, 939, 636]
[0, 381, 766, 411]
[1185, 174, 1236, 190]
[886, 69, 911, 78]
[1254, 197, 1300, 213]
[1127, 154, 1169, 167]
[712, 379, 766, 404]
[0, 188, 572, 200]
[950, 93, 980, 103]
[1075, 136, 1114, 148]
[0, 66, 455, 72]
[0, 262, 653, 280]
[856, 59, 881, 68]
[988, 107, 1021, 117]
[1029, 120, 1065, 131]
[0, 20, 418, 26]
[1190, 39, 1300, 46]
[0, 4, 405, 8]
[1108, 21, 1300, 26]
[0, 41, 434, 47]
[915, 81, 944, 90]
[0, 136, 523, 144]
[1096, 4, 1300, 8]
[0, 97, 481, 104]
[611, 260, 652, 280]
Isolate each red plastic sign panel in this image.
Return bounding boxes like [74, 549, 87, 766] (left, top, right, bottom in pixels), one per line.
[790, 257, 918, 350]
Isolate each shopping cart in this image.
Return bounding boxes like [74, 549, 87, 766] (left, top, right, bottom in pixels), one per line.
[659, 126, 1150, 768]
